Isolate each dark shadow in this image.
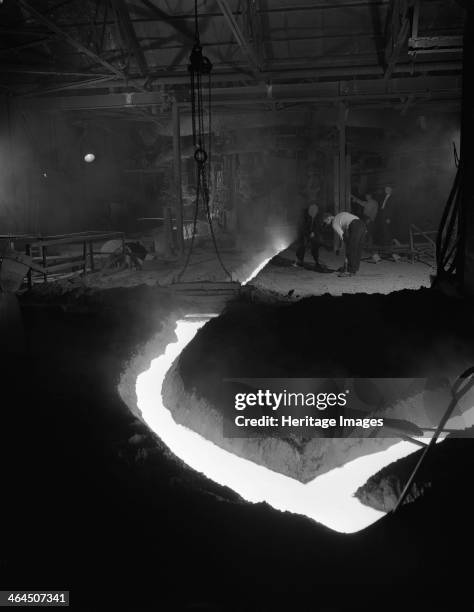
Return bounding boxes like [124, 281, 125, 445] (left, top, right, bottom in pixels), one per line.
[369, 0, 387, 70]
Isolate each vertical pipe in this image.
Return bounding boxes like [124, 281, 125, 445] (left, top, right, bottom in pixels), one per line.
[26, 243, 32, 289]
[333, 154, 339, 252]
[82, 241, 87, 275]
[163, 206, 173, 257]
[89, 241, 95, 271]
[461, 6, 474, 292]
[412, 0, 420, 39]
[6, 98, 20, 234]
[172, 100, 184, 256]
[42, 245, 47, 283]
[345, 153, 351, 212]
[338, 103, 347, 213]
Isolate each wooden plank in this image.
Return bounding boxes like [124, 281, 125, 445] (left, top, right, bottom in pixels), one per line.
[38, 259, 86, 274]
[409, 35, 463, 50]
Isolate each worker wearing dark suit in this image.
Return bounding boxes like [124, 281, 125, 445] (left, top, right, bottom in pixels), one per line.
[294, 203, 326, 271]
[351, 193, 378, 248]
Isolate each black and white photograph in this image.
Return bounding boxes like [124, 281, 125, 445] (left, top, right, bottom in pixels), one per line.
[0, 0, 472, 610]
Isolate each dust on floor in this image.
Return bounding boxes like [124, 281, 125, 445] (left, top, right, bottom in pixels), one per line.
[252, 248, 432, 297]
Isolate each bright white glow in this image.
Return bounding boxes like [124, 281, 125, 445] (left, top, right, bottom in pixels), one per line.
[240, 235, 292, 285]
[84, 152, 96, 163]
[136, 317, 424, 533]
[242, 257, 272, 285]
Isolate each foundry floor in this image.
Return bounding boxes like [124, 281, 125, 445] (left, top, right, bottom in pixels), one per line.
[252, 246, 433, 297]
[82, 244, 270, 290]
[38, 239, 433, 299]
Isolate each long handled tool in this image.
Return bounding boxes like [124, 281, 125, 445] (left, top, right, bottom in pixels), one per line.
[393, 367, 474, 512]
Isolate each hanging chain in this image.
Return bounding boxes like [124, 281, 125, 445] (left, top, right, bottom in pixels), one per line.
[177, 0, 232, 282]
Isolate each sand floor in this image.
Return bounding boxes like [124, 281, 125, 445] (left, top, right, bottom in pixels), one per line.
[251, 247, 433, 297]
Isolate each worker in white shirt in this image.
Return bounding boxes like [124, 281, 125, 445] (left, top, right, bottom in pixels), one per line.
[322, 211, 367, 277]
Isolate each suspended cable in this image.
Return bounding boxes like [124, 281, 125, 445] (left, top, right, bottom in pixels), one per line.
[177, 0, 232, 282]
[435, 147, 464, 280]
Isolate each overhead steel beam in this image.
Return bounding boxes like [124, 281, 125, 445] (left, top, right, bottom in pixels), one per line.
[242, 0, 266, 70]
[215, 0, 264, 76]
[110, 0, 149, 78]
[1, 67, 112, 77]
[384, 0, 411, 79]
[140, 0, 194, 43]
[17, 0, 125, 79]
[38, 58, 460, 89]
[41, 1, 391, 27]
[19, 76, 118, 98]
[18, 91, 167, 110]
[17, 74, 461, 111]
[9, 57, 460, 98]
[0, 36, 58, 55]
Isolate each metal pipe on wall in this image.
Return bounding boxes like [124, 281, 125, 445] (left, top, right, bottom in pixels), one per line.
[172, 99, 184, 256]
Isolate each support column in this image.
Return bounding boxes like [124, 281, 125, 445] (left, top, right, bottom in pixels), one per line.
[338, 105, 345, 218]
[334, 102, 349, 251]
[460, 5, 474, 292]
[333, 154, 339, 251]
[345, 152, 351, 212]
[172, 99, 184, 256]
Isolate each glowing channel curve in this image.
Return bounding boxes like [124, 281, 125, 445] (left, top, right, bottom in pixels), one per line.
[136, 256, 428, 533]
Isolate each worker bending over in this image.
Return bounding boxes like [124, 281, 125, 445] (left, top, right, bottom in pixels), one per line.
[323, 211, 367, 277]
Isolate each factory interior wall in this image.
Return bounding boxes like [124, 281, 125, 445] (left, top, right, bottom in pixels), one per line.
[0, 97, 460, 250]
[0, 101, 173, 236]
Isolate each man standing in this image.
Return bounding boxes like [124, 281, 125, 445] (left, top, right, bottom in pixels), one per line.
[323, 211, 367, 277]
[293, 202, 327, 272]
[375, 186, 400, 262]
[377, 186, 395, 246]
[351, 193, 378, 247]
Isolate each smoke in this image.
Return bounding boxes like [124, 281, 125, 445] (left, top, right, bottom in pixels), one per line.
[352, 111, 460, 239]
[1, 101, 459, 253]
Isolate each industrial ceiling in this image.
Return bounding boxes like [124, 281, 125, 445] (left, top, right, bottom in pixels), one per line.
[0, 1, 465, 114]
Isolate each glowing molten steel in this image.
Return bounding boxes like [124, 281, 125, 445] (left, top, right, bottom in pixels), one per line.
[135, 254, 434, 533]
[136, 322, 423, 534]
[242, 256, 272, 285]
